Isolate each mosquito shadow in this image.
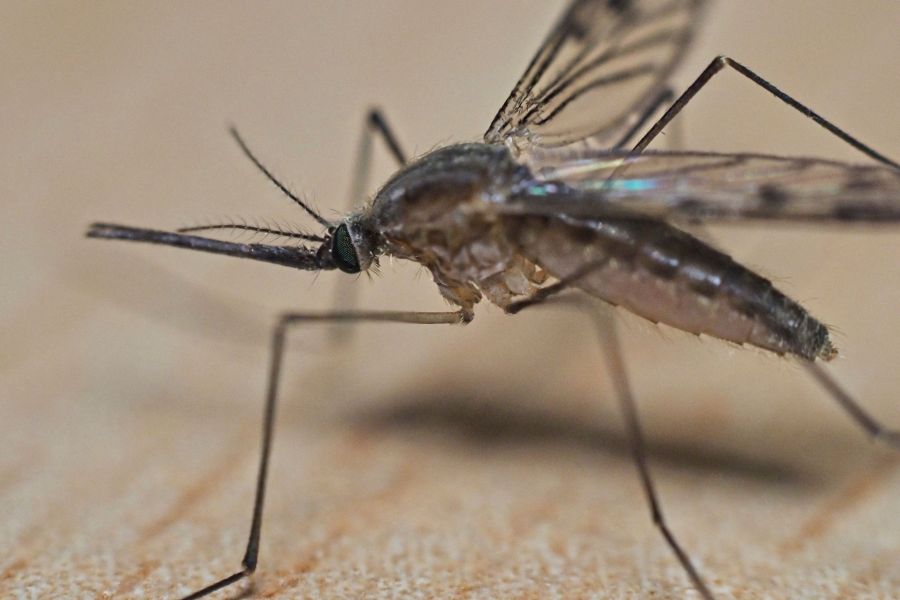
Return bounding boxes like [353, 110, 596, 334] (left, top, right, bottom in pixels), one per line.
[349, 392, 821, 489]
[218, 583, 256, 600]
[62, 249, 268, 346]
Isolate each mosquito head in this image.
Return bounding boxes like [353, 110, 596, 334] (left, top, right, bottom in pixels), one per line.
[319, 218, 378, 274]
[86, 128, 382, 277]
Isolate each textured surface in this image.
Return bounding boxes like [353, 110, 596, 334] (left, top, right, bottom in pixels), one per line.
[2, 2, 900, 599]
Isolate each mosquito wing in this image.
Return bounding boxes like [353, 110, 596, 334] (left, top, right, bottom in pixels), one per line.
[484, 0, 707, 151]
[499, 149, 900, 224]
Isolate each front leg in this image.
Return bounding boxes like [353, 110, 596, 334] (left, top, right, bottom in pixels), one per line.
[180, 308, 467, 600]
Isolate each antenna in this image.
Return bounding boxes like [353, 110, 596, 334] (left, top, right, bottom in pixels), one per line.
[228, 126, 332, 229]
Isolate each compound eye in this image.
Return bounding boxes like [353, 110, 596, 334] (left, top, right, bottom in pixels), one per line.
[331, 223, 361, 273]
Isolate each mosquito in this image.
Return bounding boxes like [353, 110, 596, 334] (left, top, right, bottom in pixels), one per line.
[87, 1, 900, 598]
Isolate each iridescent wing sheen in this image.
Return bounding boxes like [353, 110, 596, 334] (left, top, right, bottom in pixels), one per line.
[484, 0, 707, 151]
[499, 149, 900, 224]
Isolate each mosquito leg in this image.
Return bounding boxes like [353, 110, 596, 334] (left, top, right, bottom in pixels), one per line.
[509, 290, 716, 597]
[611, 87, 675, 150]
[345, 108, 408, 211]
[505, 280, 571, 314]
[666, 99, 686, 151]
[629, 55, 899, 169]
[330, 108, 409, 346]
[180, 308, 467, 600]
[802, 360, 900, 449]
[506, 259, 610, 315]
[612, 57, 900, 455]
[590, 307, 716, 600]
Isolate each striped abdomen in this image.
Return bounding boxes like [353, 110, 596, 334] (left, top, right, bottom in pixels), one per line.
[506, 215, 836, 361]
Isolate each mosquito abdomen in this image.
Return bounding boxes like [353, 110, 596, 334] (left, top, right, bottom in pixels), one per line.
[507, 215, 836, 361]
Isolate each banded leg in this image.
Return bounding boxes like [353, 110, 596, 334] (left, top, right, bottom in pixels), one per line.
[180, 308, 467, 600]
[631, 55, 899, 168]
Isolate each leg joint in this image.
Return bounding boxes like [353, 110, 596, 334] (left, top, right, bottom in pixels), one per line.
[367, 107, 385, 127]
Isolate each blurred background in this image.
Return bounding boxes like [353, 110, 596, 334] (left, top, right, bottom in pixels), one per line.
[2, 2, 899, 598]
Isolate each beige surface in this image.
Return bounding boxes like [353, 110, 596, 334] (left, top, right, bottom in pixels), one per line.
[2, 2, 900, 599]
